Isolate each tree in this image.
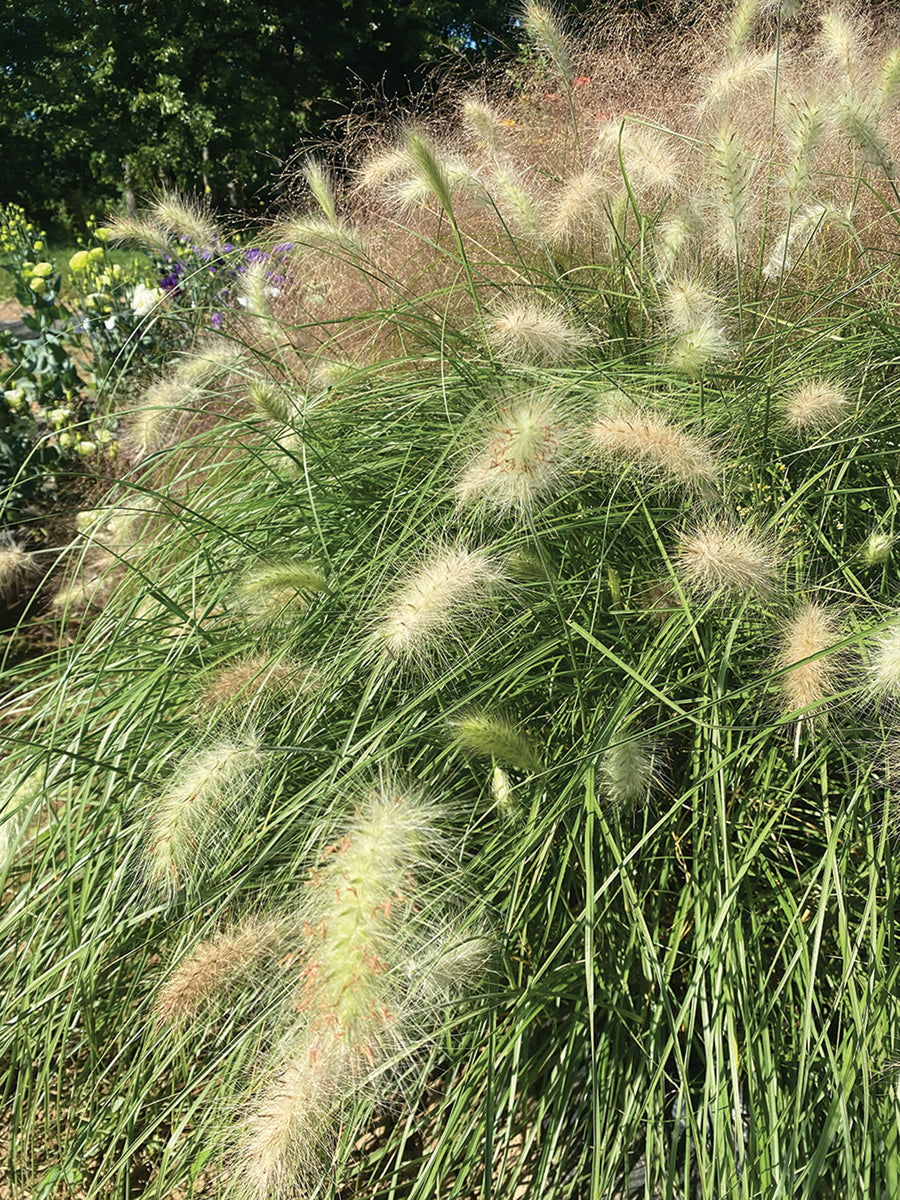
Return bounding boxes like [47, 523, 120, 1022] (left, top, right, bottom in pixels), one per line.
[0, 0, 516, 227]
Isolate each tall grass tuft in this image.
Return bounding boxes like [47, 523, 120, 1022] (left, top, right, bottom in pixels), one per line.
[6, 4, 900, 1197]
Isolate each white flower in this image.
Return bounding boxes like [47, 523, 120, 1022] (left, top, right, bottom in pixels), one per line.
[130, 282, 164, 317]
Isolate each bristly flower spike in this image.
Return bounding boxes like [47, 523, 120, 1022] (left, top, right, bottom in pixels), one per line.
[587, 403, 719, 492]
[372, 545, 504, 663]
[782, 379, 849, 434]
[600, 734, 657, 809]
[455, 392, 578, 515]
[143, 732, 264, 895]
[486, 302, 588, 365]
[777, 601, 842, 724]
[868, 617, 900, 698]
[521, 2, 575, 82]
[676, 519, 777, 596]
[449, 710, 541, 772]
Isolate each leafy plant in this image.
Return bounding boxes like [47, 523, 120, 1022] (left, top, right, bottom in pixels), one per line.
[5, 4, 900, 1199]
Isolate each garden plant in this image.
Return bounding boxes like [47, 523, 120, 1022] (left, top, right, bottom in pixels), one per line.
[5, 2, 900, 1197]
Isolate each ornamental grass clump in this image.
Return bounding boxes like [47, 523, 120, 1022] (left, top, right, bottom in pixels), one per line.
[11, 4, 900, 1198]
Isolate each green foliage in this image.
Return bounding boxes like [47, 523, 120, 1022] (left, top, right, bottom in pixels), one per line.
[6, 4, 900, 1198]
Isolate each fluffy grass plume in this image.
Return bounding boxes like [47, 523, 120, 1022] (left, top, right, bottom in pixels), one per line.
[486, 302, 588, 365]
[587, 403, 718, 491]
[195, 654, 310, 713]
[234, 560, 328, 628]
[455, 392, 577, 514]
[783, 379, 849, 433]
[668, 319, 733, 375]
[143, 733, 264, 894]
[676, 519, 777, 596]
[862, 531, 895, 567]
[372, 545, 504, 662]
[600, 736, 657, 809]
[520, 1, 575, 82]
[154, 916, 287, 1024]
[0, 537, 36, 601]
[777, 601, 842, 720]
[868, 618, 900, 698]
[450, 710, 541, 772]
[235, 784, 477, 1199]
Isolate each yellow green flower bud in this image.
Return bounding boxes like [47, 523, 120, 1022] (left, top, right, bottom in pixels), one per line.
[58, 432, 74, 450]
[32, 262, 53, 278]
[29, 277, 47, 295]
[75, 441, 97, 458]
[69, 250, 90, 272]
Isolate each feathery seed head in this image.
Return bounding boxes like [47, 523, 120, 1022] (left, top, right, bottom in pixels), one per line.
[0, 766, 45, 862]
[708, 122, 750, 256]
[521, 2, 575, 81]
[588, 403, 718, 491]
[403, 130, 455, 214]
[239, 256, 277, 319]
[155, 917, 287, 1024]
[491, 765, 516, 818]
[486, 302, 588, 365]
[149, 193, 219, 249]
[234, 560, 327, 628]
[461, 98, 508, 153]
[777, 601, 842, 719]
[662, 277, 722, 335]
[677, 520, 777, 595]
[596, 122, 678, 190]
[668, 318, 733, 375]
[248, 378, 296, 425]
[302, 158, 339, 226]
[0, 537, 35, 601]
[283, 214, 365, 255]
[196, 654, 312, 712]
[783, 378, 848, 433]
[878, 50, 900, 113]
[653, 207, 704, 279]
[455, 393, 578, 514]
[450, 711, 540, 772]
[869, 619, 900, 697]
[373, 545, 504, 663]
[762, 204, 828, 279]
[236, 1042, 348, 1200]
[103, 215, 173, 253]
[490, 166, 546, 244]
[727, 0, 759, 58]
[700, 52, 776, 113]
[600, 735, 657, 809]
[862, 531, 894, 567]
[547, 170, 608, 249]
[143, 732, 264, 895]
[820, 9, 861, 80]
[831, 94, 893, 175]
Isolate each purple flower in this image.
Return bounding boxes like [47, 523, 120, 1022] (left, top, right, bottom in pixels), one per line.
[222, 243, 235, 253]
[272, 242, 294, 255]
[211, 311, 222, 330]
[245, 247, 270, 264]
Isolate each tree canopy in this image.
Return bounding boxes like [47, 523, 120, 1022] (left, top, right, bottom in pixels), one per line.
[0, 0, 518, 227]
